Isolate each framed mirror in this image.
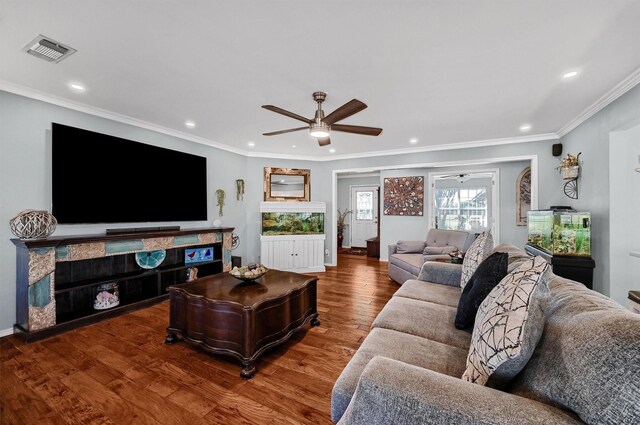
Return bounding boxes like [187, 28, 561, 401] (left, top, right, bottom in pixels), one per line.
[264, 167, 310, 201]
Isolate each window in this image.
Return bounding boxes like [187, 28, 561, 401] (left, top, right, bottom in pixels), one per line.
[434, 187, 487, 231]
[355, 190, 374, 220]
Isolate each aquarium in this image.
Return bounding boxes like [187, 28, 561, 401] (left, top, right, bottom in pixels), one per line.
[261, 212, 324, 235]
[527, 209, 591, 256]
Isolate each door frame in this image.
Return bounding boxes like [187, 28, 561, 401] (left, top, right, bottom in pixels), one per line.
[427, 169, 500, 243]
[330, 155, 539, 267]
[349, 184, 380, 248]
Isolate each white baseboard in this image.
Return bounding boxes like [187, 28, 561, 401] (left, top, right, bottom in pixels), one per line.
[0, 327, 14, 338]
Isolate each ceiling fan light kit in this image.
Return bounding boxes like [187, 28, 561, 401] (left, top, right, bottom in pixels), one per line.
[262, 91, 382, 146]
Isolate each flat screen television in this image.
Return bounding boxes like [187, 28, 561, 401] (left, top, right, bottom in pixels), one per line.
[52, 123, 208, 224]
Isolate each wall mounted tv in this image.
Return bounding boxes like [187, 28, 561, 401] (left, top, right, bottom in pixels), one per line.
[52, 123, 208, 224]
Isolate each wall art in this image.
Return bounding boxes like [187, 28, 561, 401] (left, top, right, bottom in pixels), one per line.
[516, 166, 531, 226]
[383, 176, 424, 216]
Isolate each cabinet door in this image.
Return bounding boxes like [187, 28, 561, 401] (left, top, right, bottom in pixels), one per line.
[262, 239, 295, 270]
[293, 238, 324, 269]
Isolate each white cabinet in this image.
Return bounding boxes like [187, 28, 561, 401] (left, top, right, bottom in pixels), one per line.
[260, 234, 326, 273]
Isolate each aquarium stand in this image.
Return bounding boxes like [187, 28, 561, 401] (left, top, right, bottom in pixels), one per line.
[525, 243, 595, 289]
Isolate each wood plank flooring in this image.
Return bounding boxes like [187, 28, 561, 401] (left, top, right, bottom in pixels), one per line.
[1, 255, 397, 425]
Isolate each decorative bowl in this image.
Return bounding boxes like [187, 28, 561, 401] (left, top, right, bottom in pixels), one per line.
[229, 264, 268, 282]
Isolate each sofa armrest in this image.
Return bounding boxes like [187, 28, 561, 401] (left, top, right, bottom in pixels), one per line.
[338, 357, 583, 425]
[388, 244, 398, 257]
[417, 261, 462, 287]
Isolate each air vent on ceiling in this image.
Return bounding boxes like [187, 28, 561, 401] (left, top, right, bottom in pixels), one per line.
[22, 35, 76, 63]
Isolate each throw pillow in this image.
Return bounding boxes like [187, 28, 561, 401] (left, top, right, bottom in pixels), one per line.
[423, 245, 457, 255]
[462, 256, 551, 388]
[454, 251, 508, 330]
[460, 232, 494, 290]
[395, 240, 426, 254]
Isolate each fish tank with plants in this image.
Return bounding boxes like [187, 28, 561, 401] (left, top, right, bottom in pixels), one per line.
[527, 209, 591, 256]
[261, 212, 325, 235]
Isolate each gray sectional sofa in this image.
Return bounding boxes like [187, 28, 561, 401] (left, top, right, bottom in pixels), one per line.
[388, 228, 476, 284]
[332, 244, 640, 425]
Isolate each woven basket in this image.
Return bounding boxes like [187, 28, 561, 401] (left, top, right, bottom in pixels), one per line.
[561, 166, 579, 180]
[9, 210, 57, 239]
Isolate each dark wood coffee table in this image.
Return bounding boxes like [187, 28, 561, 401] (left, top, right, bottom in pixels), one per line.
[165, 269, 319, 379]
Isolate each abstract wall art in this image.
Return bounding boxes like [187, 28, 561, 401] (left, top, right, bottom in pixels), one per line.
[383, 176, 424, 216]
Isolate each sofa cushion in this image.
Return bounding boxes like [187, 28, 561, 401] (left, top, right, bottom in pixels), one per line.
[417, 261, 463, 287]
[331, 327, 469, 423]
[462, 256, 550, 388]
[372, 297, 472, 349]
[426, 228, 476, 252]
[423, 245, 457, 255]
[394, 279, 462, 308]
[455, 251, 509, 330]
[460, 231, 494, 290]
[508, 275, 640, 425]
[493, 243, 531, 272]
[389, 253, 424, 277]
[396, 240, 426, 253]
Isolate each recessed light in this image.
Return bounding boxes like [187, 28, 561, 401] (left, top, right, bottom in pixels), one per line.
[563, 71, 579, 79]
[184, 120, 196, 129]
[247, 141, 255, 147]
[292, 145, 296, 148]
[519, 124, 532, 132]
[409, 138, 418, 144]
[329, 148, 336, 153]
[68, 82, 85, 92]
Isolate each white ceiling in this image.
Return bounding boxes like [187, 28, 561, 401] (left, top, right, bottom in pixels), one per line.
[1, 0, 640, 159]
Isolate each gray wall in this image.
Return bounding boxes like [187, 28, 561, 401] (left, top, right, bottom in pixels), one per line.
[609, 121, 640, 306]
[0, 91, 247, 333]
[559, 82, 640, 302]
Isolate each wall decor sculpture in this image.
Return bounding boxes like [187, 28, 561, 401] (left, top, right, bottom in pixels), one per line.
[516, 166, 531, 226]
[383, 176, 424, 216]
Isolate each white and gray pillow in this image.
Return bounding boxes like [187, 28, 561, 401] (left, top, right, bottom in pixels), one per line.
[460, 232, 493, 290]
[462, 255, 551, 388]
[423, 245, 457, 255]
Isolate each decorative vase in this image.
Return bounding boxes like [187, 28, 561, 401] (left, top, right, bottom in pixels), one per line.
[337, 232, 344, 248]
[9, 210, 57, 239]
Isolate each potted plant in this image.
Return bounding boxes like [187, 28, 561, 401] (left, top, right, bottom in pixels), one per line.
[337, 208, 352, 248]
[556, 152, 581, 179]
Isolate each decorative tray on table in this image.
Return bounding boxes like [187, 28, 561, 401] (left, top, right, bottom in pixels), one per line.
[230, 263, 268, 282]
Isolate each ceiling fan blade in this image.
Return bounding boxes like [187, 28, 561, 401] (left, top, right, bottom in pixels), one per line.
[332, 124, 383, 136]
[262, 105, 312, 124]
[263, 126, 308, 136]
[317, 137, 331, 146]
[323, 99, 367, 125]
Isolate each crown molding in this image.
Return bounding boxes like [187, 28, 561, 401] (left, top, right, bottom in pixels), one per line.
[557, 66, 640, 137]
[311, 133, 558, 162]
[0, 80, 249, 156]
[249, 133, 558, 161]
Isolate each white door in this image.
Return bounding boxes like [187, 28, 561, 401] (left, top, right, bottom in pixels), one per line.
[350, 186, 379, 247]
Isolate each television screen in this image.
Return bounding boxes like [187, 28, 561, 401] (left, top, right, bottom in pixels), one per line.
[52, 123, 208, 224]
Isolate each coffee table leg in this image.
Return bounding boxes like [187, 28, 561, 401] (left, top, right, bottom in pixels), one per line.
[165, 332, 179, 345]
[311, 316, 320, 327]
[241, 361, 256, 380]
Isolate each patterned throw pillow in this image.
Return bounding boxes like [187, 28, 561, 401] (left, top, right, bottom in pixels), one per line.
[462, 256, 551, 388]
[460, 232, 494, 290]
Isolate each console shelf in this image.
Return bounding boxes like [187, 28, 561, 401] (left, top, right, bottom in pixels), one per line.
[12, 227, 234, 342]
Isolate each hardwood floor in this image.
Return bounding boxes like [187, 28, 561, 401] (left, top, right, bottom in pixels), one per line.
[1, 255, 397, 425]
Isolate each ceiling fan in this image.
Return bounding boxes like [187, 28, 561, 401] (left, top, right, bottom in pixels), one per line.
[262, 91, 383, 146]
[440, 174, 471, 183]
